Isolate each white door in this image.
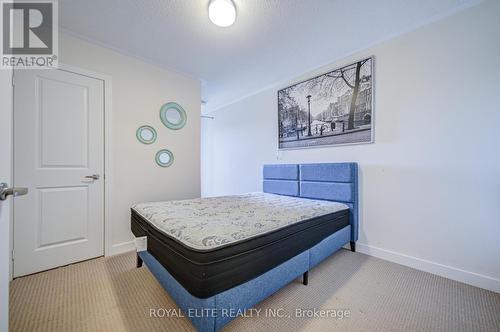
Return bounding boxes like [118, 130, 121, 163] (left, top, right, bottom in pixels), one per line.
[13, 68, 104, 277]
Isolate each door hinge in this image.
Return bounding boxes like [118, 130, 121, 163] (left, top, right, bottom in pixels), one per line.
[11, 250, 14, 261]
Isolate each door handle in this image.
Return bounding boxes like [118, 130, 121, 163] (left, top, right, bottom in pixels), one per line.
[84, 174, 100, 180]
[0, 183, 28, 201]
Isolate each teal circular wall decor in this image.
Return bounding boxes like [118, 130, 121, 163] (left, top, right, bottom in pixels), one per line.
[136, 125, 157, 144]
[160, 102, 187, 130]
[155, 149, 174, 167]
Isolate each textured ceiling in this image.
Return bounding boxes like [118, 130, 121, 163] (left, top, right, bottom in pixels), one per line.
[59, 0, 480, 111]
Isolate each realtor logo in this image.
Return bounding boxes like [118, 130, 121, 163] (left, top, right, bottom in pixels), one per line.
[1, 0, 58, 68]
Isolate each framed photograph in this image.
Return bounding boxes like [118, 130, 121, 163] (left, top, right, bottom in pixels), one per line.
[278, 56, 374, 149]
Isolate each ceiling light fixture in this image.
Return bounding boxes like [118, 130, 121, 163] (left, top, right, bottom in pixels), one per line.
[208, 0, 236, 27]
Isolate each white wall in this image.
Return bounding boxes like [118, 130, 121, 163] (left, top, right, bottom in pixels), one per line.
[60, 34, 201, 254]
[202, 0, 500, 292]
[0, 69, 13, 331]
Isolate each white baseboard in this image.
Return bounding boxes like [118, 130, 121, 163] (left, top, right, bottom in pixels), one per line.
[108, 240, 135, 256]
[356, 243, 500, 294]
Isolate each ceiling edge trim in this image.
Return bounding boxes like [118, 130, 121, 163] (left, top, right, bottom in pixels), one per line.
[59, 28, 204, 84]
[204, 0, 483, 113]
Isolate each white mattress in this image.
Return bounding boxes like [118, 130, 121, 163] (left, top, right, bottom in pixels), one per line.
[132, 192, 348, 251]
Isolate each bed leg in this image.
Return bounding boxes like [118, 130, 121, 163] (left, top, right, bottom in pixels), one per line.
[302, 271, 308, 285]
[136, 253, 143, 268]
[350, 241, 356, 252]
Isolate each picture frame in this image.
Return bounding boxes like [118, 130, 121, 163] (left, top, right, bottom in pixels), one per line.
[278, 56, 374, 150]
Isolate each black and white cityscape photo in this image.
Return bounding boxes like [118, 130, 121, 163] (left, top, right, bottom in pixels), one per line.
[278, 57, 373, 149]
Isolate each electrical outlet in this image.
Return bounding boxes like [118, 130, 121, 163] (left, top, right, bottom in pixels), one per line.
[135, 236, 147, 252]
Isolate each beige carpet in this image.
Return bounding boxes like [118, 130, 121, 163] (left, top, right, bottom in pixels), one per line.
[9, 250, 500, 332]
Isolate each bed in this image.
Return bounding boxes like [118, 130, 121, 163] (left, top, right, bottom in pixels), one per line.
[131, 162, 359, 331]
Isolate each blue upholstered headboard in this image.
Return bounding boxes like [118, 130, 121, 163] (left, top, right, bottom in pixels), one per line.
[263, 163, 358, 242]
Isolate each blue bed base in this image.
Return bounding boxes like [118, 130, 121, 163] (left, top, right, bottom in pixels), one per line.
[139, 163, 358, 331]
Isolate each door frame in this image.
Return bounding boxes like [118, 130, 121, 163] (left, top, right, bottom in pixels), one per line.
[11, 63, 114, 279]
[1, 68, 13, 331]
